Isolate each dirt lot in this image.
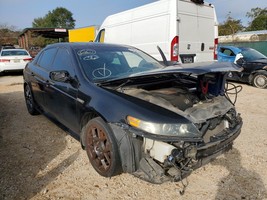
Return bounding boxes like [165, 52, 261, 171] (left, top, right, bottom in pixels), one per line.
[0, 74, 267, 200]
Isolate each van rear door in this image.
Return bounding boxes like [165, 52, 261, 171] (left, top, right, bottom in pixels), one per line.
[177, 1, 216, 63]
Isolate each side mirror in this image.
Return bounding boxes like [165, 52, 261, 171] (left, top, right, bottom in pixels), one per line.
[50, 70, 71, 83]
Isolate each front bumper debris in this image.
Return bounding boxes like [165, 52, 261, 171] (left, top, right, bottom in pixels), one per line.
[132, 122, 242, 184]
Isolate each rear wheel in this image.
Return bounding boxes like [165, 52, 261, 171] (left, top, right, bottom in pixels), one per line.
[252, 74, 267, 89]
[84, 117, 122, 177]
[24, 84, 39, 115]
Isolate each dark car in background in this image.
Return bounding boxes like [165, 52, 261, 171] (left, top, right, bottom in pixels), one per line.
[218, 46, 267, 89]
[23, 42, 242, 184]
[0, 45, 16, 50]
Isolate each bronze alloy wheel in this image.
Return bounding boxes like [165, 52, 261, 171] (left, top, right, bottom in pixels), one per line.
[84, 117, 121, 177]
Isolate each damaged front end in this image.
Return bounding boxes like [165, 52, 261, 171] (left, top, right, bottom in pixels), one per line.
[133, 108, 242, 184]
[109, 69, 243, 184]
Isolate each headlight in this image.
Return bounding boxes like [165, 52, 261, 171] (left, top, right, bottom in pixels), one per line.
[127, 116, 200, 137]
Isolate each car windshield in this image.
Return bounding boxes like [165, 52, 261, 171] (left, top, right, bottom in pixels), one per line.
[1, 50, 29, 56]
[76, 46, 164, 83]
[241, 48, 267, 62]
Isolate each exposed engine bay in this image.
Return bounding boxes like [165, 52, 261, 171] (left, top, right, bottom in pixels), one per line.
[122, 72, 239, 125]
[114, 72, 242, 185]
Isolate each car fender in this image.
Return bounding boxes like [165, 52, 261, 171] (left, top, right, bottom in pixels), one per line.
[109, 123, 142, 173]
[79, 111, 142, 174]
[86, 86, 188, 124]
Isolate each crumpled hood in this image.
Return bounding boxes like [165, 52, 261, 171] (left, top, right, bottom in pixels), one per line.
[124, 88, 234, 124]
[184, 96, 234, 123]
[103, 61, 238, 124]
[129, 61, 242, 78]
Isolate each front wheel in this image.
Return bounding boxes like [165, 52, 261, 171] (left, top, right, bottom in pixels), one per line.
[83, 117, 122, 177]
[24, 84, 39, 115]
[252, 74, 267, 89]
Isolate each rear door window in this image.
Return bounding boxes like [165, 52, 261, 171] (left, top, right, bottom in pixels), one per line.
[221, 49, 235, 57]
[53, 48, 71, 69]
[37, 48, 57, 70]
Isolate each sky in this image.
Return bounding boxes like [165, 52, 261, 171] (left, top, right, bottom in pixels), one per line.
[0, 0, 266, 30]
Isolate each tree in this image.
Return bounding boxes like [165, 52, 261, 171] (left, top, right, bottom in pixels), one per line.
[246, 7, 267, 31]
[0, 23, 20, 45]
[219, 13, 244, 36]
[246, 7, 267, 19]
[31, 7, 75, 47]
[32, 7, 75, 29]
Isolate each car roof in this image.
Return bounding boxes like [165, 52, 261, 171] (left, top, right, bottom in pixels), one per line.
[45, 42, 133, 50]
[1, 46, 15, 49]
[219, 45, 252, 51]
[1, 48, 28, 52]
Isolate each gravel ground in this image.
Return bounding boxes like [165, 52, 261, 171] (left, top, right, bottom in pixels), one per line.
[0, 74, 267, 200]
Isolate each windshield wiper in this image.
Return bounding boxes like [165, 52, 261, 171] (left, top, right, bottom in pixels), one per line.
[114, 79, 133, 90]
[97, 78, 133, 88]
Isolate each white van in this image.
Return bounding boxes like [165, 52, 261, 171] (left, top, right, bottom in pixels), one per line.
[95, 0, 218, 63]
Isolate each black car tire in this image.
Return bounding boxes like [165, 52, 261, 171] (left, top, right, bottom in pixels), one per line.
[252, 74, 267, 89]
[84, 117, 122, 177]
[24, 84, 39, 115]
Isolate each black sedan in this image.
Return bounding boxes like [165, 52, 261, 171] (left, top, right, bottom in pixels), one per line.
[218, 46, 267, 89]
[23, 42, 242, 184]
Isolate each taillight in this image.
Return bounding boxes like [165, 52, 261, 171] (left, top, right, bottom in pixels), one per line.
[171, 36, 179, 61]
[0, 59, 10, 62]
[214, 38, 218, 60]
[23, 58, 33, 62]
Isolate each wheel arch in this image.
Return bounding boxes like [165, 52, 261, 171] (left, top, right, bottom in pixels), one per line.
[248, 70, 267, 84]
[82, 116, 123, 177]
[79, 111, 100, 149]
[80, 112, 142, 174]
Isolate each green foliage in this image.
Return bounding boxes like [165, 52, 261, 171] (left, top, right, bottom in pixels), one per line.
[30, 37, 67, 48]
[246, 7, 267, 19]
[219, 7, 267, 35]
[0, 23, 20, 45]
[219, 13, 244, 36]
[32, 7, 75, 29]
[32, 17, 46, 28]
[30, 7, 75, 47]
[246, 7, 267, 31]
[30, 36, 48, 48]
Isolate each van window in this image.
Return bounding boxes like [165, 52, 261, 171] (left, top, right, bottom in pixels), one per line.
[95, 29, 105, 43]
